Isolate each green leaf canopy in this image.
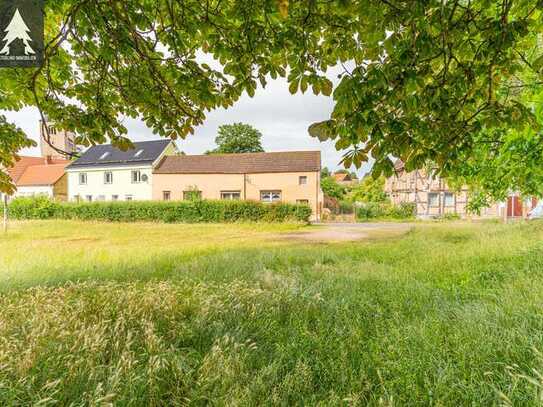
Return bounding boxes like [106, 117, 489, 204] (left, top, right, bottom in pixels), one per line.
[0, 0, 542, 200]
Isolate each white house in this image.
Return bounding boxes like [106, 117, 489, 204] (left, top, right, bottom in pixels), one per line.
[4, 156, 70, 201]
[66, 140, 177, 202]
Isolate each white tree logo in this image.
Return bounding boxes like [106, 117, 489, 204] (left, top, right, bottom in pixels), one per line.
[0, 8, 35, 56]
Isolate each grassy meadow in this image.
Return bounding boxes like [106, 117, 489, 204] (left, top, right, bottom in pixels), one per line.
[1, 220, 543, 405]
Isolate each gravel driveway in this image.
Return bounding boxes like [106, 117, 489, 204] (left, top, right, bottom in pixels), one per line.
[281, 222, 413, 242]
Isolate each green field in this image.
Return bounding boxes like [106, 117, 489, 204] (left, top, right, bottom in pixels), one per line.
[1, 220, 543, 405]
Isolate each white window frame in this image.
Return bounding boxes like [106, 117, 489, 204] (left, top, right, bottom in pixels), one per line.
[112, 195, 119, 201]
[428, 192, 440, 208]
[125, 195, 133, 201]
[298, 176, 308, 185]
[85, 195, 92, 202]
[104, 171, 113, 184]
[131, 170, 142, 184]
[163, 191, 171, 201]
[79, 173, 87, 185]
[220, 191, 241, 200]
[444, 192, 455, 207]
[260, 190, 281, 203]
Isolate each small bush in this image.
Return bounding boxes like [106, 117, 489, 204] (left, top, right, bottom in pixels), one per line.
[355, 201, 416, 220]
[338, 200, 354, 214]
[9, 197, 312, 223]
[437, 213, 461, 221]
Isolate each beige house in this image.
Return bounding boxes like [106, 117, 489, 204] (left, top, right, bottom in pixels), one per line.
[385, 160, 500, 218]
[153, 151, 323, 220]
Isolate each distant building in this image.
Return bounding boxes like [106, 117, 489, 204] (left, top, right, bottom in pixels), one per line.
[332, 172, 356, 186]
[385, 160, 501, 218]
[66, 140, 177, 202]
[40, 118, 78, 159]
[153, 151, 323, 221]
[7, 156, 70, 200]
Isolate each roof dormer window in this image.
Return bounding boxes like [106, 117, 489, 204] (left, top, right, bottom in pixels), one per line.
[134, 149, 144, 157]
[99, 152, 110, 160]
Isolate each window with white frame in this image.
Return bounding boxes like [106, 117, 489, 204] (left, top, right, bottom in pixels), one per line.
[221, 191, 241, 200]
[131, 170, 142, 183]
[444, 192, 455, 207]
[112, 195, 119, 201]
[299, 176, 308, 185]
[79, 173, 87, 185]
[125, 195, 133, 201]
[260, 190, 281, 203]
[428, 192, 440, 207]
[85, 195, 92, 202]
[104, 171, 113, 184]
[163, 191, 171, 201]
[97, 195, 106, 201]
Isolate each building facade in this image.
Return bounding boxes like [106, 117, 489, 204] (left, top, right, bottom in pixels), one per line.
[152, 151, 323, 220]
[66, 140, 177, 202]
[40, 119, 79, 159]
[14, 161, 69, 200]
[385, 160, 500, 218]
[6, 156, 70, 200]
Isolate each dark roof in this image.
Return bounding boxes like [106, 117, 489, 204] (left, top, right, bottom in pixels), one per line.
[67, 140, 171, 169]
[154, 151, 321, 174]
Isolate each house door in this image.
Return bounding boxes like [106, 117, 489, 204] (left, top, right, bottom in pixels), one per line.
[507, 196, 523, 217]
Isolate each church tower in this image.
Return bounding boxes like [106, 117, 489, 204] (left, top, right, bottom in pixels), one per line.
[39, 117, 78, 159]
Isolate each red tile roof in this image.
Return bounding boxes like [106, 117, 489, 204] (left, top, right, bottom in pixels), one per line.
[333, 173, 352, 182]
[7, 156, 70, 186]
[17, 163, 69, 186]
[154, 151, 321, 174]
[8, 156, 70, 183]
[7, 156, 46, 182]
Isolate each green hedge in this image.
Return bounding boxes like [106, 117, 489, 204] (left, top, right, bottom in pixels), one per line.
[355, 201, 416, 220]
[8, 197, 312, 223]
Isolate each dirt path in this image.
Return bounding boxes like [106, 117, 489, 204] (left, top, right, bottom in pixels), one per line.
[280, 222, 413, 242]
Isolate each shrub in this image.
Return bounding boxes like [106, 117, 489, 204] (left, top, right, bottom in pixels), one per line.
[338, 200, 354, 214]
[388, 202, 417, 219]
[355, 201, 416, 220]
[321, 176, 346, 200]
[437, 213, 461, 221]
[9, 197, 312, 223]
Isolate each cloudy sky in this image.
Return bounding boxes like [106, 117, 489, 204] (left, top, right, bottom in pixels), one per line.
[5, 72, 372, 176]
